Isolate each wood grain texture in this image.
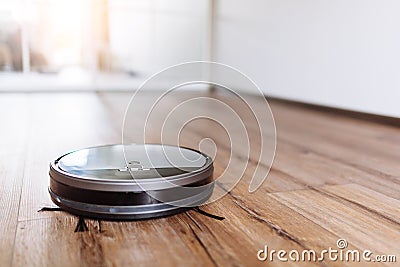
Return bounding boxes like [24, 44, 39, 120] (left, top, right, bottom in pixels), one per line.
[0, 91, 399, 266]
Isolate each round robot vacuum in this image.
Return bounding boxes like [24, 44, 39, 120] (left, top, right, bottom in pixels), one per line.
[49, 144, 214, 220]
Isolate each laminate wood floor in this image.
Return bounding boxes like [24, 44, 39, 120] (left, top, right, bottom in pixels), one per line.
[0, 91, 399, 267]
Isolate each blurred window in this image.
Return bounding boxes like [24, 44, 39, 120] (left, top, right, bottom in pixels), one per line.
[0, 0, 209, 90]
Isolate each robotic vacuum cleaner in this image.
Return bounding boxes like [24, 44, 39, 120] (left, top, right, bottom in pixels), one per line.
[49, 144, 214, 220]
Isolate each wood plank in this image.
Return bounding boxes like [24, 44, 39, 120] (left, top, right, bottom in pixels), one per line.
[270, 184, 400, 258]
[1, 92, 399, 266]
[273, 141, 400, 199]
[208, 180, 381, 266]
[17, 94, 121, 222]
[0, 95, 28, 266]
[321, 184, 400, 224]
[270, 101, 400, 178]
[14, 193, 325, 267]
[12, 216, 101, 267]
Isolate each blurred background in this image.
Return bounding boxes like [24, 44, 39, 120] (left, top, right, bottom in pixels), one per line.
[1, 0, 399, 117]
[0, 0, 210, 90]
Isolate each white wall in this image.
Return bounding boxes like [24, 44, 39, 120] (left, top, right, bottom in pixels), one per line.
[109, 0, 209, 77]
[214, 0, 400, 117]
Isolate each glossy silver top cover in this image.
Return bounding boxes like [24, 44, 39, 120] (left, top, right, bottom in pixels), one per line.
[50, 144, 213, 192]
